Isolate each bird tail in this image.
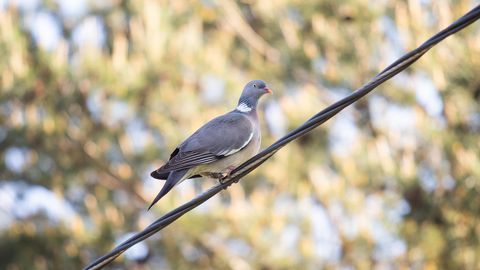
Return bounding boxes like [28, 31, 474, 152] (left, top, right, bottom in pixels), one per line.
[148, 169, 188, 210]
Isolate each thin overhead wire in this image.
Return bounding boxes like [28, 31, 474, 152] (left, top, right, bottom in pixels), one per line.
[84, 5, 480, 270]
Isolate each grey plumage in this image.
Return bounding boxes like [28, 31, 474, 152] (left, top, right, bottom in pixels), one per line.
[148, 80, 271, 209]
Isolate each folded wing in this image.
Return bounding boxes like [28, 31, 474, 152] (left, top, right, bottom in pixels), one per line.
[151, 112, 254, 177]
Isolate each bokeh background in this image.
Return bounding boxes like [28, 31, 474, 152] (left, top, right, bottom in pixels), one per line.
[1, 0, 480, 269]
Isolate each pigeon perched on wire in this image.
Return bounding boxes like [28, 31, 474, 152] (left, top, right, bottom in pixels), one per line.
[149, 80, 272, 209]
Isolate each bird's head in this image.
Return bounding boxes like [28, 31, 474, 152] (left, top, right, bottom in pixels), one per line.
[236, 80, 272, 112]
[242, 80, 272, 97]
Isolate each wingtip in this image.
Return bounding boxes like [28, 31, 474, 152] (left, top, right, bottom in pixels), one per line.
[150, 170, 169, 180]
[150, 170, 159, 178]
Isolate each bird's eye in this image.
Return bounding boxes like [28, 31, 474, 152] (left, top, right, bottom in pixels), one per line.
[253, 84, 257, 88]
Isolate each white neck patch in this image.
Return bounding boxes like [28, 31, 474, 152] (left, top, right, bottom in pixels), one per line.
[236, 102, 252, 112]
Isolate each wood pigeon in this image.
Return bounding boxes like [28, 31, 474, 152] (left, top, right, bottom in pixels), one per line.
[148, 80, 272, 209]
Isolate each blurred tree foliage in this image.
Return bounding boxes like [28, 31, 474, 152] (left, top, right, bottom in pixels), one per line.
[0, 0, 479, 269]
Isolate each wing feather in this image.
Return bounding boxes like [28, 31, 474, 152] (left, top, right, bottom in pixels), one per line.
[152, 112, 254, 174]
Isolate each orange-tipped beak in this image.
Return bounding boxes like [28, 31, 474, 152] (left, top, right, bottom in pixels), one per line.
[264, 87, 273, 94]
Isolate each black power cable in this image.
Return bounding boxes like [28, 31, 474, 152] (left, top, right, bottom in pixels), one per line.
[85, 5, 480, 270]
